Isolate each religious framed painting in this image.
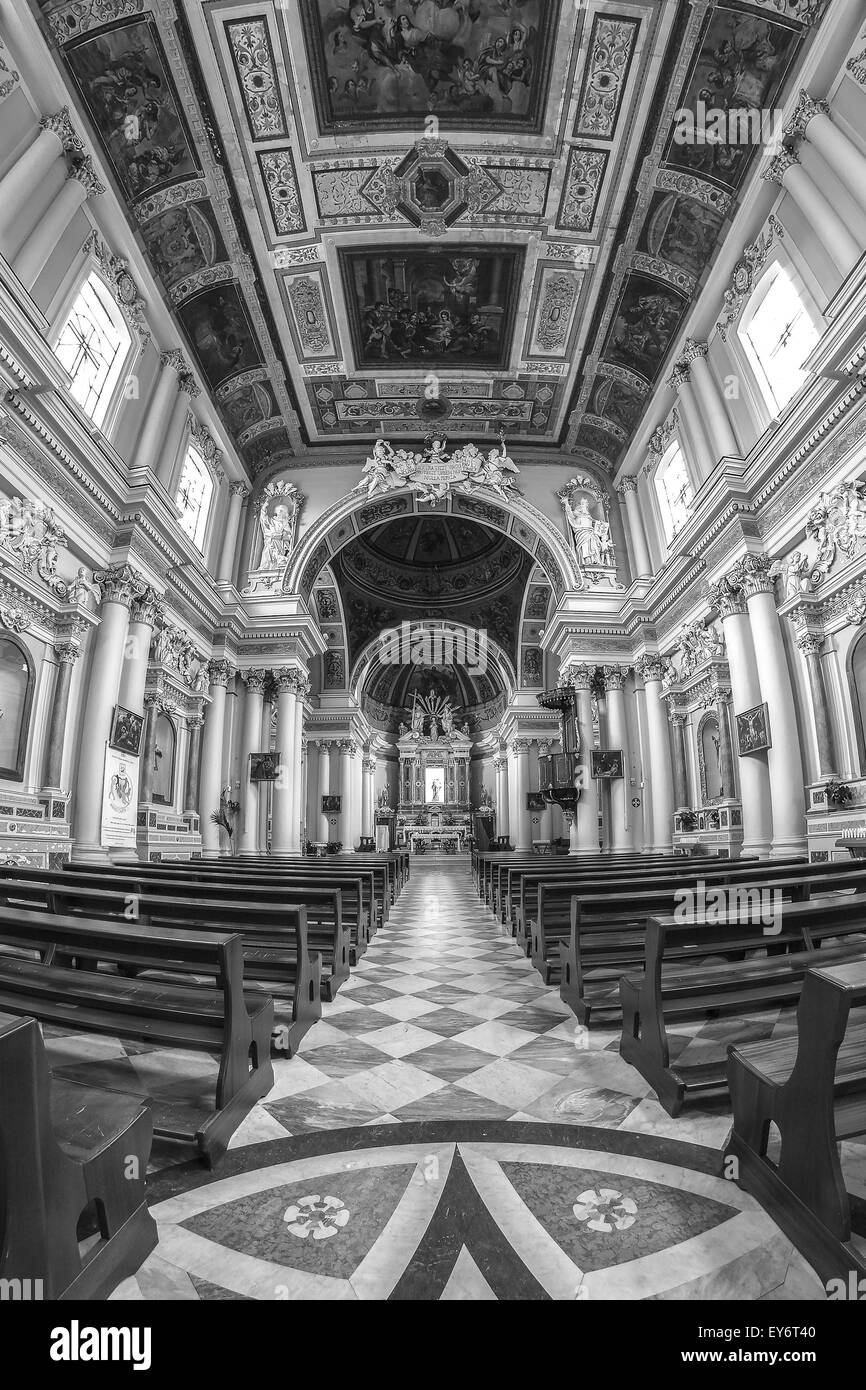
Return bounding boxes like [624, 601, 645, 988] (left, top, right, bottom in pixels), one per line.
[250, 751, 281, 782]
[736, 703, 772, 756]
[339, 246, 523, 372]
[299, 0, 562, 135]
[109, 705, 143, 758]
[322, 794, 342, 814]
[591, 749, 624, 779]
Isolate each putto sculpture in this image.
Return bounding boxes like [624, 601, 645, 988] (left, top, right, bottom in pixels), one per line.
[356, 432, 520, 506]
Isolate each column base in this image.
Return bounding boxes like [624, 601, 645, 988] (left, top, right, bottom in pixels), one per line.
[769, 836, 808, 859]
[742, 839, 773, 860]
[71, 841, 117, 864]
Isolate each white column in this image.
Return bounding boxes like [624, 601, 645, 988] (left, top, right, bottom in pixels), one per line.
[668, 363, 715, 484]
[258, 680, 274, 851]
[682, 340, 739, 462]
[735, 556, 807, 857]
[199, 660, 232, 856]
[237, 669, 266, 857]
[317, 740, 331, 843]
[156, 384, 197, 490]
[14, 158, 103, 288]
[570, 665, 599, 855]
[513, 739, 531, 850]
[764, 147, 860, 278]
[218, 483, 248, 585]
[290, 676, 306, 852]
[306, 740, 320, 845]
[117, 587, 163, 716]
[785, 91, 866, 218]
[362, 755, 375, 838]
[0, 109, 78, 257]
[72, 565, 141, 861]
[708, 575, 773, 857]
[134, 352, 184, 472]
[602, 666, 630, 851]
[339, 741, 355, 850]
[616, 477, 652, 577]
[271, 670, 296, 855]
[494, 756, 510, 839]
[635, 657, 674, 851]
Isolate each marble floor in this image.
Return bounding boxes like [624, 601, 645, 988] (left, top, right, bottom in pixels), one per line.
[51, 855, 855, 1300]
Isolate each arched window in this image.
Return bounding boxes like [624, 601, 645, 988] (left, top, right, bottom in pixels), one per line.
[0, 635, 34, 781]
[54, 271, 132, 428]
[655, 441, 694, 544]
[738, 261, 820, 415]
[175, 445, 213, 551]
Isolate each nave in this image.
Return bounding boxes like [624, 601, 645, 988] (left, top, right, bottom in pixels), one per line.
[92, 857, 832, 1303]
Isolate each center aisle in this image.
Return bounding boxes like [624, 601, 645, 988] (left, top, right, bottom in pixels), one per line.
[115, 858, 823, 1299]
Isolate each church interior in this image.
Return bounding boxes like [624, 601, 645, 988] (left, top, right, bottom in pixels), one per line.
[4, 0, 866, 1310]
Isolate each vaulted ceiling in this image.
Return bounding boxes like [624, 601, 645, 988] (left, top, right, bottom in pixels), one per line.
[38, 0, 825, 478]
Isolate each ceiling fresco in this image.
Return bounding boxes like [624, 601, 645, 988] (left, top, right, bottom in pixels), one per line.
[37, 0, 827, 477]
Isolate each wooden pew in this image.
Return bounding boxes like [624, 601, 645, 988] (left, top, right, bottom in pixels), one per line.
[0, 907, 275, 1166]
[548, 858, 822, 988]
[58, 859, 368, 970]
[727, 956, 866, 1286]
[566, 863, 866, 1020]
[509, 853, 696, 940]
[0, 872, 324, 1037]
[0, 1012, 157, 1300]
[618, 893, 866, 1116]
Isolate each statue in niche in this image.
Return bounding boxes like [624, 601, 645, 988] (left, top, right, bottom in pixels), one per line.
[65, 566, 99, 609]
[430, 778, 441, 802]
[441, 704, 454, 736]
[410, 701, 424, 737]
[562, 494, 614, 567]
[256, 480, 302, 571]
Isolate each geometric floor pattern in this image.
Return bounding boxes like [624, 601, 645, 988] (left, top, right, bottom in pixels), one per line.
[50, 855, 853, 1299]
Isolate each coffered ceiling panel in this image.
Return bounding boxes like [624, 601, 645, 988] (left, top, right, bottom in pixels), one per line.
[37, 0, 827, 478]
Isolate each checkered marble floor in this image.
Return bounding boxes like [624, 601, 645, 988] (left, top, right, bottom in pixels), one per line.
[58, 855, 860, 1301]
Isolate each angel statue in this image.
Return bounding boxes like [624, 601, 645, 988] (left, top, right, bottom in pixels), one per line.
[441, 703, 454, 736]
[64, 566, 99, 610]
[479, 438, 520, 500]
[260, 497, 297, 570]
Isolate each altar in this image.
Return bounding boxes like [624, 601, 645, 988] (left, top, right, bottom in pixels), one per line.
[401, 827, 468, 854]
[396, 692, 472, 851]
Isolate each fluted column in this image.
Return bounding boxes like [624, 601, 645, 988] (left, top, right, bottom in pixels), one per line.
[797, 633, 838, 778]
[733, 556, 807, 856]
[668, 709, 689, 811]
[636, 656, 675, 851]
[270, 669, 295, 854]
[715, 690, 737, 800]
[72, 565, 142, 860]
[785, 91, 866, 219]
[0, 109, 83, 256]
[218, 483, 249, 585]
[513, 739, 531, 850]
[184, 713, 204, 814]
[668, 363, 715, 484]
[290, 675, 307, 852]
[764, 147, 860, 278]
[602, 666, 630, 850]
[362, 756, 375, 838]
[708, 576, 773, 857]
[156, 377, 198, 489]
[118, 587, 163, 716]
[237, 669, 266, 857]
[15, 157, 104, 289]
[682, 340, 739, 462]
[494, 756, 510, 839]
[317, 740, 332, 843]
[135, 352, 184, 472]
[199, 660, 232, 856]
[258, 677, 274, 851]
[339, 740, 355, 849]
[616, 477, 651, 578]
[570, 664, 599, 855]
[43, 641, 79, 790]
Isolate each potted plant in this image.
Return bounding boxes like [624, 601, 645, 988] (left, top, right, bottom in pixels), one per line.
[326, 840, 343, 855]
[210, 786, 240, 850]
[824, 777, 855, 807]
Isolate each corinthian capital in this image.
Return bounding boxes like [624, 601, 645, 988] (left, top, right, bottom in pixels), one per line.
[635, 654, 665, 685]
[706, 575, 746, 619]
[68, 155, 105, 197]
[130, 586, 165, 628]
[93, 564, 146, 609]
[601, 664, 625, 691]
[615, 476, 638, 495]
[763, 147, 800, 186]
[730, 553, 774, 600]
[241, 667, 267, 694]
[40, 107, 84, 154]
[668, 362, 691, 392]
[206, 658, 233, 688]
[784, 90, 830, 142]
[681, 338, 709, 364]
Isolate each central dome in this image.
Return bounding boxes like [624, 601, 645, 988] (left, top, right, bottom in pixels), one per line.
[338, 515, 523, 607]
